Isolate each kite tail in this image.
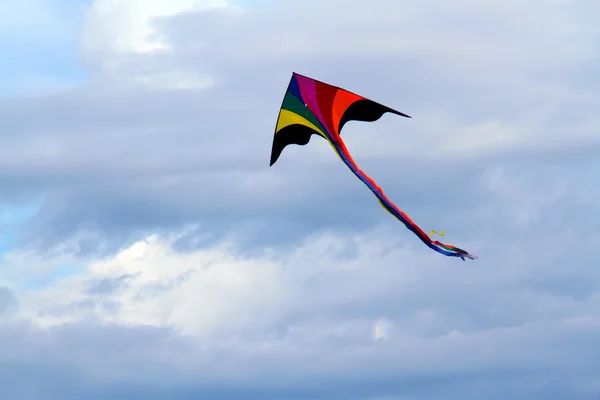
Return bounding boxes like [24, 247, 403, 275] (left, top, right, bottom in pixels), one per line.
[330, 136, 477, 260]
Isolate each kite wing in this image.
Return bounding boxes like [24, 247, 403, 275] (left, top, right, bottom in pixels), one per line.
[270, 72, 410, 166]
[269, 72, 476, 261]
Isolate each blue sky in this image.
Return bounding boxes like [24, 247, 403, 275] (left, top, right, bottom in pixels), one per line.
[1, 0, 600, 399]
[0, 0, 90, 96]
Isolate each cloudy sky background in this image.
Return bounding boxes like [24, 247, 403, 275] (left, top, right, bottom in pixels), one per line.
[0, 0, 599, 398]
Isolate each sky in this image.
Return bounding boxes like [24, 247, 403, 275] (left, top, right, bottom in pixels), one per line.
[0, 0, 599, 398]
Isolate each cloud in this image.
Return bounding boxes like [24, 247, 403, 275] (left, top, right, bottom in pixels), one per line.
[0, 0, 599, 398]
[81, 0, 231, 56]
[0, 0, 595, 256]
[3, 220, 600, 398]
[0, 287, 18, 316]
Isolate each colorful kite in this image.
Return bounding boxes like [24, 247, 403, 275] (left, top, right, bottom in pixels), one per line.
[269, 72, 476, 261]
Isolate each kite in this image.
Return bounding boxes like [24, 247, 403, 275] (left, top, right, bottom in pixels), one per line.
[269, 72, 476, 261]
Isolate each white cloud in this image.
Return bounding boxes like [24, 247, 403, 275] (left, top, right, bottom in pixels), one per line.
[16, 229, 410, 337]
[79, 0, 238, 90]
[373, 318, 391, 341]
[81, 0, 230, 57]
[2, 220, 599, 395]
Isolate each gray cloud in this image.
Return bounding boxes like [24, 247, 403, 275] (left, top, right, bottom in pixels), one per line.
[2, 284, 600, 400]
[0, 0, 596, 257]
[1, 0, 600, 398]
[87, 273, 138, 296]
[0, 287, 17, 316]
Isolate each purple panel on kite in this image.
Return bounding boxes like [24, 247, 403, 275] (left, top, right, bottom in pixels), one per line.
[294, 74, 329, 134]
